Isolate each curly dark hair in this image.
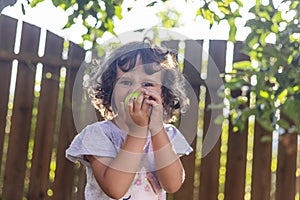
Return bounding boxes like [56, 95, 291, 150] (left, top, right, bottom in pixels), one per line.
[86, 38, 189, 122]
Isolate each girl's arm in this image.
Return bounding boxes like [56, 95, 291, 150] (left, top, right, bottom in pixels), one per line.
[145, 89, 185, 192]
[87, 93, 150, 199]
[151, 128, 185, 193]
[87, 132, 147, 199]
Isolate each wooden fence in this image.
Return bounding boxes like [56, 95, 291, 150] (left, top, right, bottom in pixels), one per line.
[0, 14, 299, 200]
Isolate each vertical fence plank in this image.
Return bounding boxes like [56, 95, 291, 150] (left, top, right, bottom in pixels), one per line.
[248, 38, 272, 200]
[52, 42, 85, 200]
[0, 61, 12, 173]
[173, 40, 203, 200]
[224, 41, 250, 200]
[251, 122, 272, 200]
[275, 115, 298, 200]
[198, 40, 226, 200]
[161, 40, 179, 55]
[224, 114, 248, 200]
[2, 21, 40, 199]
[0, 15, 16, 173]
[70, 56, 88, 200]
[0, 15, 16, 55]
[27, 31, 63, 199]
[275, 133, 297, 200]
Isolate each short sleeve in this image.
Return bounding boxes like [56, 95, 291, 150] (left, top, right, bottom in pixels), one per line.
[165, 124, 193, 156]
[65, 122, 119, 166]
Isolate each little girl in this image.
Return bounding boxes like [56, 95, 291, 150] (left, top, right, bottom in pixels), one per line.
[66, 38, 193, 200]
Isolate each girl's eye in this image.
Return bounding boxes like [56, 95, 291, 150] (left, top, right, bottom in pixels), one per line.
[120, 80, 132, 86]
[142, 82, 154, 87]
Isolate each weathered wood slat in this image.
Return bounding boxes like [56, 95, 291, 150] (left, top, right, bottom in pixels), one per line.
[275, 116, 298, 200]
[27, 31, 63, 199]
[183, 40, 203, 86]
[0, 15, 17, 176]
[251, 122, 272, 200]
[173, 40, 203, 200]
[2, 20, 40, 199]
[70, 48, 90, 200]
[275, 133, 298, 200]
[198, 40, 226, 200]
[52, 42, 85, 200]
[161, 40, 179, 55]
[224, 116, 248, 200]
[0, 61, 12, 172]
[224, 41, 250, 200]
[0, 14, 16, 53]
[2, 61, 36, 199]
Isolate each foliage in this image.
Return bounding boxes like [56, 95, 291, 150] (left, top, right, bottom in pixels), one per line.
[156, 8, 182, 28]
[195, 0, 243, 42]
[30, 0, 124, 46]
[224, 0, 300, 134]
[27, 0, 167, 47]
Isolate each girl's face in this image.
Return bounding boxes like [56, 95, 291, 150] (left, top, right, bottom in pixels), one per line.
[112, 62, 162, 114]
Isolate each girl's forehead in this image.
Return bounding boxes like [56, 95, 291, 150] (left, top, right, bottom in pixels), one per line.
[116, 65, 162, 81]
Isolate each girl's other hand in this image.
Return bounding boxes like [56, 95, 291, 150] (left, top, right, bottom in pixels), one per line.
[144, 90, 164, 135]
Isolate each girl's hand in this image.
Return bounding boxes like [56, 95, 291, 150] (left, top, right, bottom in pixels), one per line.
[120, 92, 150, 137]
[127, 91, 150, 126]
[144, 89, 164, 135]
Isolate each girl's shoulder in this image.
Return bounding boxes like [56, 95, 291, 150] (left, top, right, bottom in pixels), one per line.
[83, 120, 112, 130]
[163, 123, 180, 136]
[163, 123, 193, 156]
[75, 120, 125, 144]
[66, 120, 124, 164]
[81, 120, 121, 134]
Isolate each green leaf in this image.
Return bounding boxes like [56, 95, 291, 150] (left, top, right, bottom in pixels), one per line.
[260, 135, 272, 143]
[259, 32, 270, 46]
[246, 32, 259, 48]
[114, 5, 122, 19]
[272, 11, 283, 23]
[282, 98, 300, 123]
[277, 118, 291, 130]
[146, 1, 157, 7]
[218, 5, 230, 15]
[233, 61, 252, 70]
[258, 10, 271, 21]
[235, 0, 243, 7]
[30, 0, 45, 7]
[260, 90, 269, 99]
[214, 115, 226, 124]
[270, 24, 279, 33]
[290, 0, 300, 10]
[228, 17, 237, 42]
[277, 89, 288, 104]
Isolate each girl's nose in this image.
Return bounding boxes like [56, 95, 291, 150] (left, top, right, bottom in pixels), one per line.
[129, 85, 145, 94]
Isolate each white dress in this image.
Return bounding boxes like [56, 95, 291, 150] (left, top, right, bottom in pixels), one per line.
[66, 120, 193, 200]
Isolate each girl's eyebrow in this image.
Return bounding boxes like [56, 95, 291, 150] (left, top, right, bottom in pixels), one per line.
[116, 76, 131, 81]
[143, 79, 159, 83]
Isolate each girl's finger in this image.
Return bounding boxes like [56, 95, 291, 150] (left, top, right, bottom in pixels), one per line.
[127, 97, 134, 115]
[141, 98, 150, 113]
[145, 98, 159, 107]
[134, 92, 145, 110]
[144, 90, 162, 104]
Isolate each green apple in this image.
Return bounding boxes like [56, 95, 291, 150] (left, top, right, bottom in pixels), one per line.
[124, 91, 142, 106]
